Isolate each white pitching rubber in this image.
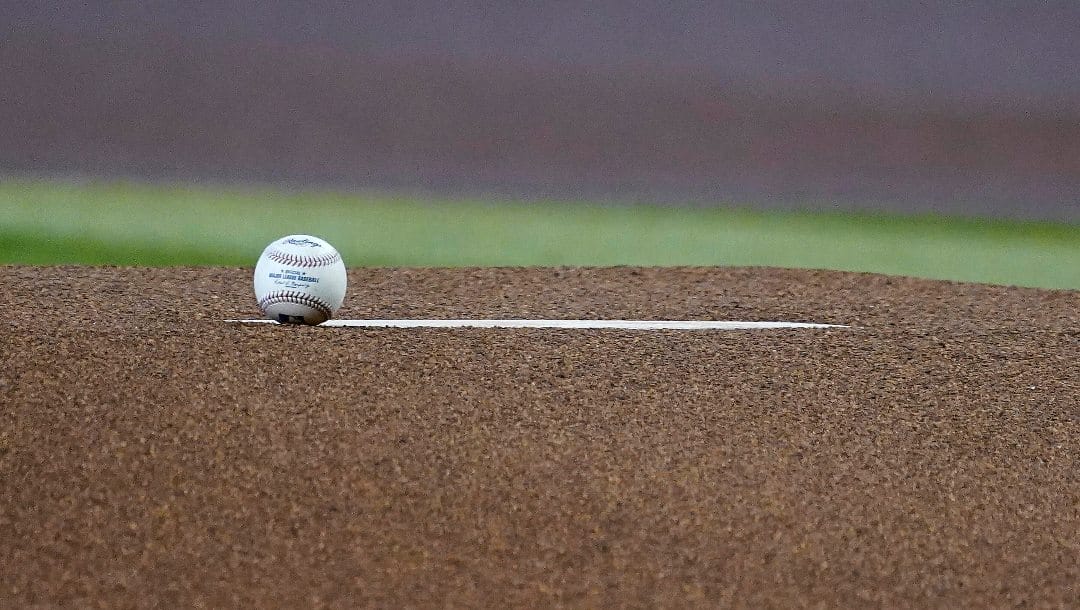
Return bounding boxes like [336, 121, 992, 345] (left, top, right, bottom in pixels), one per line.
[226, 319, 848, 330]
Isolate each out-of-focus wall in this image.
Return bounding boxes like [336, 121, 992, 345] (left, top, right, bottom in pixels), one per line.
[4, 2, 1078, 220]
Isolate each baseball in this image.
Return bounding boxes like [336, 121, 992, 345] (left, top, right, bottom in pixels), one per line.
[253, 234, 347, 325]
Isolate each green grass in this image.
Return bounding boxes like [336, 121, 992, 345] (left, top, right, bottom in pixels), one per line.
[1, 178, 1078, 289]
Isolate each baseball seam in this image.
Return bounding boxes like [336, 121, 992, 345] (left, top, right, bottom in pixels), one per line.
[258, 291, 334, 320]
[266, 250, 342, 268]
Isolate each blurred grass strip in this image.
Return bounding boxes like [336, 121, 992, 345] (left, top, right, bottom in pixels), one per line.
[1, 178, 1077, 288]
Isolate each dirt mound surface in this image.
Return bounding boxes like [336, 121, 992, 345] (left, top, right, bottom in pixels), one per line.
[2, 266, 1077, 607]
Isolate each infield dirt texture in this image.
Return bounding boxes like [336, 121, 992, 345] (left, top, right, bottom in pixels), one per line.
[1, 265, 1077, 607]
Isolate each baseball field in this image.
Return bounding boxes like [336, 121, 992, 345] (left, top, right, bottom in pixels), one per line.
[4, 2, 1080, 605]
[3, 179, 1080, 289]
[2, 257, 1078, 605]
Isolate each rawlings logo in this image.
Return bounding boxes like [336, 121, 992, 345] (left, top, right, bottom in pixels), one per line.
[283, 237, 322, 248]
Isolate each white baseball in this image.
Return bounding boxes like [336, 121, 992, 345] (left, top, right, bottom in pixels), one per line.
[253, 234, 347, 325]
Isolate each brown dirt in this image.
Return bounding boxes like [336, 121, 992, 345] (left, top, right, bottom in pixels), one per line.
[1, 266, 1077, 608]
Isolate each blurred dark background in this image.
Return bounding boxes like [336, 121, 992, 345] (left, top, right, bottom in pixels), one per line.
[3, 2, 1079, 220]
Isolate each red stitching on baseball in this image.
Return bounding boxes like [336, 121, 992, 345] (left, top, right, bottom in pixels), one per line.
[266, 250, 342, 268]
[258, 291, 333, 319]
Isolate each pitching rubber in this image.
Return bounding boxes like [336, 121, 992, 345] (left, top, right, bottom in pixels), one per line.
[226, 319, 849, 330]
